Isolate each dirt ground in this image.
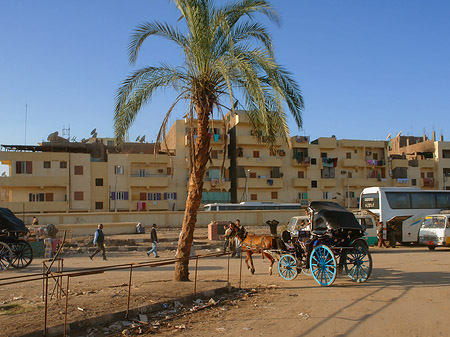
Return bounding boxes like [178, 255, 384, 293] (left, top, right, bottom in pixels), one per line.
[2, 244, 450, 337]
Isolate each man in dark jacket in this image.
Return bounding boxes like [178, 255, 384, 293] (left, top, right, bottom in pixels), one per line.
[89, 224, 106, 260]
[146, 224, 159, 258]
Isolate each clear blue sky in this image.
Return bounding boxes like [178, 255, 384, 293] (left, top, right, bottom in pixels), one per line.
[1, 0, 449, 148]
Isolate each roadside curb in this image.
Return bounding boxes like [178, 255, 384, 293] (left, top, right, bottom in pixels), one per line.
[20, 286, 231, 337]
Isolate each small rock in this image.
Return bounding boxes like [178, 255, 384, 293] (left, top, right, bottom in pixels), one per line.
[173, 300, 183, 307]
[139, 314, 148, 322]
[122, 329, 131, 336]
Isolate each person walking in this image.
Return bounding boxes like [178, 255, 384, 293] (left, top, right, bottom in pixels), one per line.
[146, 224, 159, 258]
[377, 221, 388, 248]
[90, 224, 107, 260]
[234, 219, 242, 258]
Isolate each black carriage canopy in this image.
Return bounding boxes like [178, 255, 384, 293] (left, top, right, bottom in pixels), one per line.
[0, 208, 29, 233]
[308, 201, 362, 234]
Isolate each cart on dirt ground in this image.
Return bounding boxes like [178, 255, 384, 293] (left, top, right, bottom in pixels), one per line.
[0, 208, 33, 272]
[277, 201, 372, 286]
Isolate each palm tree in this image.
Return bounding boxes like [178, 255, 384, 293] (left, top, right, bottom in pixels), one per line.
[114, 0, 304, 281]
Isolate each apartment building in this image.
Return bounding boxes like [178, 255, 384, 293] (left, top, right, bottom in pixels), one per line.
[1, 112, 449, 214]
[388, 132, 450, 190]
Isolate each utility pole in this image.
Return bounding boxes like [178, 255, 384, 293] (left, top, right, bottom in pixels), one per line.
[245, 169, 250, 202]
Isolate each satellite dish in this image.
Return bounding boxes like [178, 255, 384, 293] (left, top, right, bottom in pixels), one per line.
[135, 136, 140, 142]
[140, 135, 146, 143]
[71, 136, 77, 142]
[90, 128, 97, 136]
[395, 131, 402, 138]
[386, 133, 391, 140]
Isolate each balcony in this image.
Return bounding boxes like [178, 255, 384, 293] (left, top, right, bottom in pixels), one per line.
[185, 134, 225, 146]
[320, 179, 337, 188]
[203, 179, 231, 191]
[236, 135, 282, 146]
[236, 156, 282, 167]
[0, 201, 68, 213]
[291, 157, 310, 167]
[0, 175, 68, 187]
[129, 175, 169, 187]
[292, 178, 310, 187]
[391, 159, 408, 169]
[341, 158, 366, 167]
[129, 154, 169, 164]
[132, 200, 169, 211]
[418, 160, 435, 169]
[393, 178, 411, 187]
[422, 178, 435, 188]
[237, 177, 283, 189]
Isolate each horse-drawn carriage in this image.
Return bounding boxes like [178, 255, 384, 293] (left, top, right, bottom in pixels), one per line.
[233, 201, 372, 287]
[277, 201, 372, 286]
[0, 208, 33, 271]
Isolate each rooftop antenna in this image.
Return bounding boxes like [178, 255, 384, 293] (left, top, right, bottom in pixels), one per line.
[24, 104, 27, 145]
[62, 125, 71, 141]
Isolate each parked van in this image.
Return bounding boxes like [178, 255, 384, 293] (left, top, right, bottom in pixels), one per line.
[418, 214, 450, 250]
[354, 214, 377, 246]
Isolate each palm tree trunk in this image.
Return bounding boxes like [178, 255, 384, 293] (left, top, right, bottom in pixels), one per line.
[174, 105, 211, 281]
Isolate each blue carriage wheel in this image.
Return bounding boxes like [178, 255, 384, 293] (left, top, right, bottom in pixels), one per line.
[344, 244, 372, 283]
[310, 245, 337, 286]
[278, 254, 298, 281]
[0, 242, 13, 272]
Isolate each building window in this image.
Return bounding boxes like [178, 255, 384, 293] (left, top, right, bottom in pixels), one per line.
[107, 140, 114, 147]
[271, 191, 278, 199]
[16, 161, 32, 174]
[322, 192, 333, 199]
[321, 167, 335, 179]
[147, 193, 160, 201]
[45, 193, 54, 201]
[43, 161, 51, 169]
[74, 166, 83, 175]
[29, 193, 44, 202]
[310, 158, 317, 165]
[114, 165, 124, 175]
[250, 194, 257, 201]
[346, 152, 351, 159]
[298, 171, 304, 178]
[427, 172, 434, 178]
[298, 192, 308, 200]
[412, 179, 417, 186]
[95, 202, 103, 210]
[321, 152, 327, 158]
[140, 192, 147, 200]
[250, 172, 257, 178]
[74, 192, 84, 201]
[95, 178, 103, 186]
[253, 151, 259, 158]
[311, 180, 317, 188]
[443, 150, 450, 159]
[60, 161, 67, 169]
[373, 153, 378, 160]
[164, 192, 177, 200]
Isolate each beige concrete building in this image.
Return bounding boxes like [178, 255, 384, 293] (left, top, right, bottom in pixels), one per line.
[1, 112, 449, 214]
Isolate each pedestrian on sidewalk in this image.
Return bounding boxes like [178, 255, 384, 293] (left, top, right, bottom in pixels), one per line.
[234, 219, 242, 258]
[90, 224, 107, 260]
[222, 222, 236, 255]
[377, 221, 388, 248]
[146, 224, 159, 258]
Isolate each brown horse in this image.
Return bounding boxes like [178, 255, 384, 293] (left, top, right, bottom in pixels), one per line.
[233, 226, 276, 275]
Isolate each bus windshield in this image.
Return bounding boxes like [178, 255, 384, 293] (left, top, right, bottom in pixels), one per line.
[422, 216, 447, 229]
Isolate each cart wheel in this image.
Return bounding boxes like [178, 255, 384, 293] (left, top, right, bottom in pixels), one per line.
[278, 254, 298, 281]
[310, 245, 337, 286]
[11, 240, 33, 268]
[0, 242, 13, 272]
[302, 268, 312, 276]
[344, 243, 372, 283]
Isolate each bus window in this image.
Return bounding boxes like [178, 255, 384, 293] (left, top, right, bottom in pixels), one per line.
[361, 193, 379, 209]
[410, 192, 436, 209]
[386, 192, 411, 209]
[211, 206, 217, 211]
[436, 193, 450, 209]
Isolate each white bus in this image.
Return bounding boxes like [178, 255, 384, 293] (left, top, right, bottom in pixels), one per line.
[359, 187, 450, 243]
[204, 202, 303, 211]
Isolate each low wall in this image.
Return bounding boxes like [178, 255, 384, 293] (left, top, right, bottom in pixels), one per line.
[20, 209, 303, 236]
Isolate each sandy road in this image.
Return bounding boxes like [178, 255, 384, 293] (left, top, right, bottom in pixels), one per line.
[139, 246, 450, 337]
[2, 246, 450, 337]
